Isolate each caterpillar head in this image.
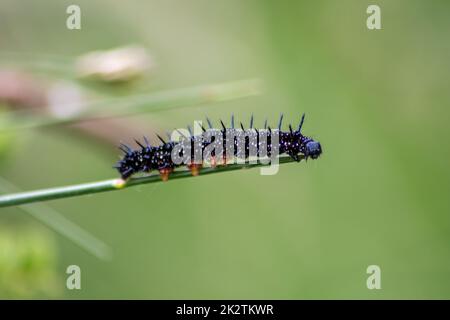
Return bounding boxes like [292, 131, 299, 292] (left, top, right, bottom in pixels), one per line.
[286, 114, 322, 161]
[304, 140, 322, 160]
[286, 136, 322, 162]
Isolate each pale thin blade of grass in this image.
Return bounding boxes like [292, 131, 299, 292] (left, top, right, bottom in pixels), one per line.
[0, 52, 75, 77]
[0, 177, 112, 261]
[1, 79, 261, 131]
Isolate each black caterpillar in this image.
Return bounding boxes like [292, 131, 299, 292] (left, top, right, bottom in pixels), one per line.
[115, 114, 322, 181]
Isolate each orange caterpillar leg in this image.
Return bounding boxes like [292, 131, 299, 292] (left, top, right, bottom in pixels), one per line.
[187, 163, 203, 176]
[221, 155, 228, 166]
[210, 156, 217, 168]
[159, 168, 173, 182]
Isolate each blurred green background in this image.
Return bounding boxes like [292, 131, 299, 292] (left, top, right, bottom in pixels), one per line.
[1, 0, 449, 299]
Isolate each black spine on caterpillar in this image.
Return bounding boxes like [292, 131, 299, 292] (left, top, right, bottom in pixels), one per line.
[114, 114, 322, 180]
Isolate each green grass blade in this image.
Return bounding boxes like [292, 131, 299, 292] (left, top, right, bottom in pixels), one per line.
[0, 156, 299, 208]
